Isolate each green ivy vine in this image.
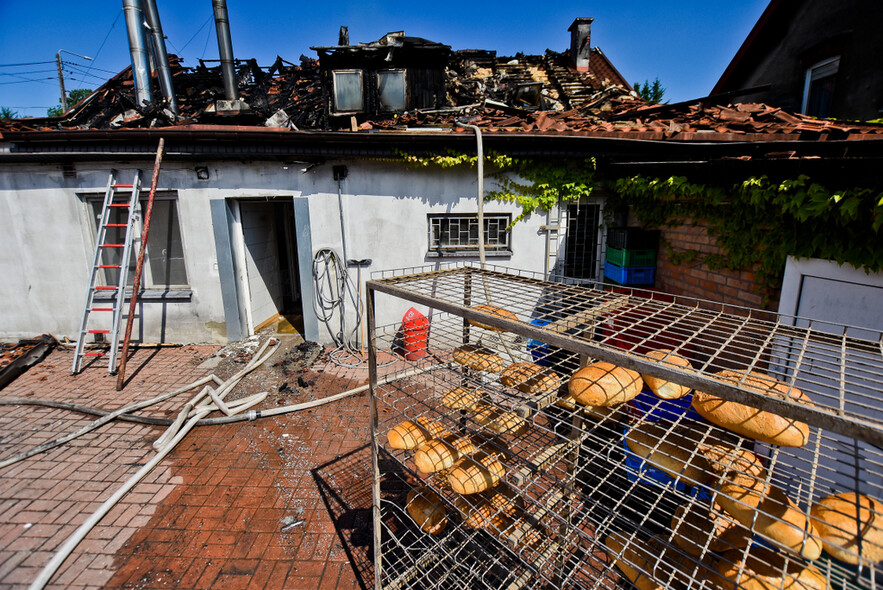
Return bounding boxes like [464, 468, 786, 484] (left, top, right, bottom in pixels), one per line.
[395, 150, 883, 297]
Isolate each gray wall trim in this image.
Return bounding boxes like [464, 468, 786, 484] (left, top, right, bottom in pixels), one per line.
[210, 198, 244, 342]
[293, 196, 319, 342]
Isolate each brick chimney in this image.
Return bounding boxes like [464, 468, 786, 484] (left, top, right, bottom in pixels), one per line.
[568, 17, 593, 72]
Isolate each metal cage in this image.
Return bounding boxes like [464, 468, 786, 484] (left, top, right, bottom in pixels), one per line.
[366, 263, 883, 590]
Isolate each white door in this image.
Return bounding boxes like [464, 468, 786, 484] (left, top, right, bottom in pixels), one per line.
[239, 202, 284, 330]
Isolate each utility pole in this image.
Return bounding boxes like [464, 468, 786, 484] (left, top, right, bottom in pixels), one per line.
[55, 50, 93, 114]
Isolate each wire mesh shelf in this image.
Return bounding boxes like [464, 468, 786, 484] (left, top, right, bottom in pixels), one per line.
[367, 263, 883, 590]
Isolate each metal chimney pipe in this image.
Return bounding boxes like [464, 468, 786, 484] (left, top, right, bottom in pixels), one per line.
[142, 0, 178, 114]
[212, 0, 239, 100]
[122, 0, 153, 107]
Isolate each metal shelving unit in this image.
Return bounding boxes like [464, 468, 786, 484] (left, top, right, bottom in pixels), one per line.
[366, 263, 883, 590]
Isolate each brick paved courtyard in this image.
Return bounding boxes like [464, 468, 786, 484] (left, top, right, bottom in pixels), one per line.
[0, 339, 388, 589]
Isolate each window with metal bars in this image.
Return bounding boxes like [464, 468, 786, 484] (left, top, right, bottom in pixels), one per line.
[562, 202, 602, 279]
[428, 213, 512, 257]
[85, 193, 189, 289]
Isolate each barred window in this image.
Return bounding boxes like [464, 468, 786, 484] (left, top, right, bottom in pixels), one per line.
[428, 213, 512, 256]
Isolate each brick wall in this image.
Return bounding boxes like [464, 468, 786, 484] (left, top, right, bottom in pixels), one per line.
[631, 218, 780, 311]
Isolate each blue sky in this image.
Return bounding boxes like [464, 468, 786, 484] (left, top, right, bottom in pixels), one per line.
[0, 0, 769, 118]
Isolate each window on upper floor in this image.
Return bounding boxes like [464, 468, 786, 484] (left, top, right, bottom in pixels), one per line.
[332, 70, 364, 113]
[85, 192, 189, 290]
[427, 213, 512, 257]
[377, 69, 407, 111]
[802, 57, 839, 118]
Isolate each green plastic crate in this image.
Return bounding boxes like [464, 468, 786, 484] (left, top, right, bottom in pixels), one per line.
[605, 246, 657, 267]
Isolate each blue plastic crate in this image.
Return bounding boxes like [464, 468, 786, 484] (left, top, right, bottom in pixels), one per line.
[622, 436, 687, 492]
[630, 388, 705, 423]
[527, 318, 551, 366]
[604, 261, 655, 286]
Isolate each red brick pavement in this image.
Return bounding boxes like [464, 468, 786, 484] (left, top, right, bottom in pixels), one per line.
[0, 341, 390, 589]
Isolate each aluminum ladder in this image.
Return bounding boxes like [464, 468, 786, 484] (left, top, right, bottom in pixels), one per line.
[543, 199, 566, 280]
[72, 170, 143, 374]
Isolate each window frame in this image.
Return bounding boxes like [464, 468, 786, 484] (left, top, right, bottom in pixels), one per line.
[332, 69, 365, 114]
[801, 56, 839, 116]
[427, 213, 513, 258]
[376, 68, 408, 112]
[83, 191, 190, 293]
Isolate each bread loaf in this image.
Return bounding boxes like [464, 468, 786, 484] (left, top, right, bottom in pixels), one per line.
[453, 344, 506, 373]
[455, 487, 524, 533]
[500, 362, 563, 394]
[640, 349, 692, 399]
[415, 416, 448, 439]
[715, 546, 827, 590]
[604, 533, 696, 590]
[699, 441, 767, 480]
[472, 403, 528, 436]
[406, 487, 448, 535]
[440, 386, 484, 410]
[413, 435, 476, 473]
[624, 421, 713, 484]
[448, 450, 505, 494]
[810, 492, 883, 564]
[387, 420, 432, 450]
[568, 362, 642, 407]
[715, 475, 822, 559]
[671, 501, 751, 555]
[468, 304, 519, 331]
[692, 370, 811, 447]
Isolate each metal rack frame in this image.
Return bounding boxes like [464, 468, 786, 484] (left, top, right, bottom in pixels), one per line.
[367, 263, 883, 590]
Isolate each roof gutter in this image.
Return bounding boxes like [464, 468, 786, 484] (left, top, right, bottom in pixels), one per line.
[141, 0, 178, 115]
[212, 0, 239, 101]
[122, 0, 153, 107]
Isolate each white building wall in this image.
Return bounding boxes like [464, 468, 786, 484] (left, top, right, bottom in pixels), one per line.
[0, 158, 555, 344]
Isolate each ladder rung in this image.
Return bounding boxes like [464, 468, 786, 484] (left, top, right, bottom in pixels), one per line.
[108, 204, 131, 208]
[84, 352, 107, 357]
[98, 265, 121, 268]
[90, 307, 114, 311]
[105, 223, 127, 228]
[88, 330, 110, 334]
[101, 244, 124, 248]
[95, 286, 117, 290]
[112, 184, 134, 188]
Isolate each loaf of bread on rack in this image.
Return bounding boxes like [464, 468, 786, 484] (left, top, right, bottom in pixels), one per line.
[387, 416, 447, 450]
[640, 349, 693, 400]
[468, 304, 519, 331]
[671, 501, 751, 555]
[714, 546, 827, 590]
[625, 420, 716, 484]
[447, 449, 506, 494]
[714, 473, 823, 560]
[440, 386, 485, 410]
[472, 403, 528, 436]
[453, 344, 506, 373]
[691, 370, 811, 447]
[698, 440, 767, 480]
[500, 362, 563, 394]
[413, 434, 477, 473]
[604, 533, 697, 590]
[406, 487, 448, 535]
[810, 492, 883, 564]
[568, 362, 642, 407]
[455, 486, 524, 533]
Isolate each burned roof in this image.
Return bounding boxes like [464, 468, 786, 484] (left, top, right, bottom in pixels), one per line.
[1, 30, 882, 144]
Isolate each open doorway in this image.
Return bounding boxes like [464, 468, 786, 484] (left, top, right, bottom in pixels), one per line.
[237, 199, 304, 335]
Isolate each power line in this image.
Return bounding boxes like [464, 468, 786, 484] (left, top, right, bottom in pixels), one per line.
[175, 14, 214, 54]
[0, 61, 56, 68]
[83, 9, 122, 81]
[0, 78, 55, 86]
[0, 69, 57, 76]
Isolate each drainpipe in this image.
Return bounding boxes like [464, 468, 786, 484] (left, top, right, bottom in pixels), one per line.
[122, 0, 153, 107]
[455, 122, 485, 268]
[142, 0, 178, 114]
[212, 0, 239, 100]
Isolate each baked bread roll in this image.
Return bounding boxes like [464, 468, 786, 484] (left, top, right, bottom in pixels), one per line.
[406, 487, 448, 535]
[468, 304, 518, 331]
[692, 370, 811, 447]
[715, 546, 827, 590]
[671, 501, 751, 555]
[500, 362, 563, 394]
[455, 487, 524, 533]
[640, 349, 692, 400]
[413, 435, 476, 473]
[604, 533, 696, 590]
[387, 420, 432, 450]
[568, 362, 642, 407]
[441, 386, 484, 410]
[448, 450, 505, 494]
[698, 441, 767, 480]
[415, 416, 448, 439]
[810, 492, 883, 564]
[624, 421, 714, 484]
[472, 403, 528, 436]
[453, 344, 506, 373]
[714, 474, 822, 559]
